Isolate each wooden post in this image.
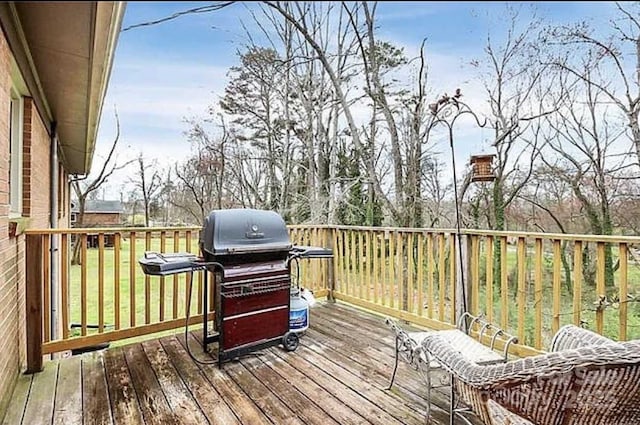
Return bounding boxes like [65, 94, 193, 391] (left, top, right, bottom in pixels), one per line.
[26, 234, 43, 373]
[326, 228, 335, 303]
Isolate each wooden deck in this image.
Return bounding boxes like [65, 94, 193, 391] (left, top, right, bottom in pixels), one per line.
[3, 302, 477, 425]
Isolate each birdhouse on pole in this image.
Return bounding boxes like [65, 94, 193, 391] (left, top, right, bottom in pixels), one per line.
[469, 154, 496, 182]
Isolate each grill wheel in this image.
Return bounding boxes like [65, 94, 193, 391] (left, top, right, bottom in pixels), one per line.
[282, 331, 299, 352]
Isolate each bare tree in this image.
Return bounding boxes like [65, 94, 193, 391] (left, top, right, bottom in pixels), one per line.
[130, 154, 162, 227]
[70, 111, 133, 264]
[545, 2, 640, 167]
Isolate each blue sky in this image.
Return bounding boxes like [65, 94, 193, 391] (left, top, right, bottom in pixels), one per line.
[93, 1, 624, 196]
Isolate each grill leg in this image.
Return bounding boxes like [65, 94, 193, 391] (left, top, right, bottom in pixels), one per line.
[385, 335, 401, 390]
[203, 270, 208, 352]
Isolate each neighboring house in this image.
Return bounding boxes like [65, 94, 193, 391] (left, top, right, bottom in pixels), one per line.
[0, 2, 124, 420]
[71, 199, 124, 227]
[71, 199, 124, 247]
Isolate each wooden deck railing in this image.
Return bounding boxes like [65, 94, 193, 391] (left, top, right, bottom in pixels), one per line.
[24, 225, 640, 371]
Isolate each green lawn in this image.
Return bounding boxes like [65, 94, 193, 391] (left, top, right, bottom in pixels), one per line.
[68, 236, 202, 346]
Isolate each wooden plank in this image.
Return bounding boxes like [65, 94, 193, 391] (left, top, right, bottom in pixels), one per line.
[25, 234, 43, 373]
[449, 234, 456, 324]
[619, 243, 628, 340]
[122, 344, 180, 425]
[53, 355, 82, 425]
[140, 339, 209, 424]
[43, 234, 51, 343]
[417, 232, 424, 317]
[397, 232, 405, 312]
[552, 239, 562, 335]
[365, 230, 371, 302]
[485, 236, 494, 323]
[500, 236, 508, 331]
[173, 231, 180, 319]
[227, 358, 306, 425]
[82, 352, 114, 425]
[407, 232, 415, 314]
[389, 232, 395, 309]
[145, 232, 152, 324]
[158, 336, 241, 424]
[517, 237, 526, 344]
[380, 233, 387, 306]
[286, 345, 426, 424]
[185, 231, 192, 316]
[373, 230, 379, 305]
[534, 238, 543, 350]
[1, 374, 32, 425]
[103, 348, 145, 425]
[43, 313, 213, 355]
[22, 360, 59, 424]
[427, 233, 434, 319]
[81, 234, 87, 336]
[471, 235, 479, 315]
[573, 241, 583, 327]
[160, 231, 166, 321]
[99, 233, 105, 332]
[270, 348, 405, 425]
[61, 233, 69, 340]
[130, 231, 137, 328]
[114, 233, 121, 330]
[596, 241, 605, 334]
[438, 233, 445, 322]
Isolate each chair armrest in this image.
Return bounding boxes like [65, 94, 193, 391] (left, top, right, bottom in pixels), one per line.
[550, 324, 617, 352]
[421, 333, 640, 389]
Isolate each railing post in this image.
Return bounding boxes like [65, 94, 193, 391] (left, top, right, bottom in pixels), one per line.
[26, 234, 43, 373]
[326, 227, 336, 303]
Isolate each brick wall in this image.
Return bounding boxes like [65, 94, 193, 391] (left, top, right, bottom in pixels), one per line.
[0, 30, 55, 418]
[83, 212, 122, 226]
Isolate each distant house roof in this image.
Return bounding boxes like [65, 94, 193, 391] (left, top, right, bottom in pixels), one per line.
[72, 200, 124, 214]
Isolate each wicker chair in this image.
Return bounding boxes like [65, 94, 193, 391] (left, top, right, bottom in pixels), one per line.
[421, 325, 640, 425]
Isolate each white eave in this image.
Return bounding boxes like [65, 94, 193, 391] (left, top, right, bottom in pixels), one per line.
[1, 2, 125, 174]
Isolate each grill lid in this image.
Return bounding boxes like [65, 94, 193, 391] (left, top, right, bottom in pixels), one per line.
[200, 208, 291, 256]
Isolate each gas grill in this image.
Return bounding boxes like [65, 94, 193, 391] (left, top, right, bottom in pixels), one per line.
[139, 208, 332, 367]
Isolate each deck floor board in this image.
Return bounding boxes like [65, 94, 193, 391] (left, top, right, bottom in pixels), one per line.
[6, 302, 478, 425]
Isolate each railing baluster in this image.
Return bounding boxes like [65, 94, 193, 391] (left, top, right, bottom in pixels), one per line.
[417, 232, 424, 317]
[517, 237, 526, 344]
[471, 235, 479, 316]
[438, 233, 445, 322]
[173, 230, 179, 319]
[534, 238, 543, 350]
[619, 243, 628, 340]
[500, 236, 508, 331]
[427, 232, 434, 320]
[114, 232, 120, 330]
[365, 230, 372, 302]
[389, 231, 396, 309]
[185, 231, 192, 316]
[130, 231, 137, 328]
[43, 234, 50, 343]
[98, 233, 105, 333]
[145, 231, 151, 324]
[372, 231, 379, 305]
[449, 234, 456, 324]
[407, 232, 415, 314]
[61, 234, 69, 340]
[485, 236, 494, 323]
[552, 239, 562, 335]
[596, 241, 605, 334]
[81, 233, 87, 336]
[160, 231, 166, 321]
[573, 241, 583, 327]
[359, 231, 365, 300]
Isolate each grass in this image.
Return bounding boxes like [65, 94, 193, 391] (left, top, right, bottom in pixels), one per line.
[68, 236, 202, 347]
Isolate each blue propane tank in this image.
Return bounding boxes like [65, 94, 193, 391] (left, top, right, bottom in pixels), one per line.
[289, 287, 309, 333]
